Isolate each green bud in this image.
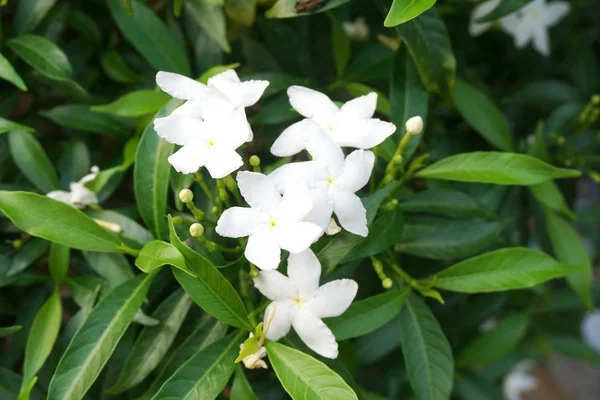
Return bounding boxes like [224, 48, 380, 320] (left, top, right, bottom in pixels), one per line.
[189, 223, 204, 237]
[556, 136, 566, 146]
[249, 155, 261, 167]
[392, 154, 403, 165]
[12, 239, 23, 249]
[589, 170, 600, 183]
[592, 94, 600, 105]
[205, 241, 218, 252]
[211, 206, 220, 215]
[249, 267, 259, 279]
[172, 215, 183, 225]
[179, 188, 194, 203]
[382, 199, 398, 212]
[382, 278, 393, 289]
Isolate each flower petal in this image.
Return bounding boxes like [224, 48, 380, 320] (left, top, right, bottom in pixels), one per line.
[171, 100, 205, 119]
[168, 145, 206, 174]
[270, 119, 322, 157]
[210, 108, 251, 150]
[237, 171, 282, 213]
[581, 310, 600, 351]
[292, 310, 338, 358]
[69, 183, 98, 206]
[245, 230, 281, 270]
[333, 119, 396, 149]
[277, 222, 322, 253]
[47, 190, 73, 205]
[340, 92, 377, 120]
[153, 115, 206, 146]
[287, 86, 338, 119]
[544, 1, 570, 26]
[253, 270, 294, 301]
[216, 207, 262, 238]
[305, 127, 345, 176]
[204, 148, 243, 179]
[287, 249, 321, 299]
[469, 0, 500, 36]
[336, 150, 375, 193]
[531, 25, 550, 56]
[333, 191, 368, 237]
[304, 186, 334, 229]
[269, 161, 324, 193]
[264, 301, 294, 341]
[275, 182, 313, 223]
[306, 279, 358, 318]
[156, 71, 208, 101]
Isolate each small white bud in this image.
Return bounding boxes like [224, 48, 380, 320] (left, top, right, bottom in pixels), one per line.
[189, 223, 204, 238]
[325, 218, 342, 236]
[405, 116, 423, 136]
[179, 188, 193, 203]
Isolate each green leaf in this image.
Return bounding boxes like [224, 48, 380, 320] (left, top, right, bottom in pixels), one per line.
[344, 209, 405, 262]
[13, 0, 57, 34]
[546, 210, 593, 309]
[546, 336, 600, 365]
[452, 79, 514, 152]
[384, 0, 437, 26]
[100, 51, 141, 84]
[396, 216, 503, 260]
[108, 289, 192, 394]
[152, 331, 244, 399]
[40, 105, 130, 136]
[327, 288, 410, 340]
[169, 217, 252, 330]
[266, 0, 350, 18]
[8, 131, 60, 193]
[20, 292, 62, 394]
[393, 8, 456, 94]
[0, 191, 122, 253]
[475, 0, 535, 23]
[416, 152, 581, 185]
[0, 52, 27, 91]
[7, 238, 49, 277]
[266, 341, 358, 400]
[399, 188, 493, 219]
[83, 252, 133, 287]
[47, 273, 155, 400]
[67, 10, 102, 47]
[185, 0, 231, 53]
[433, 248, 583, 293]
[109, 0, 191, 74]
[91, 90, 170, 117]
[399, 293, 453, 400]
[7, 34, 72, 80]
[456, 313, 529, 367]
[0, 117, 34, 134]
[382, 47, 429, 163]
[0, 325, 22, 337]
[231, 366, 259, 400]
[85, 209, 153, 248]
[120, 0, 135, 17]
[529, 180, 575, 219]
[328, 13, 350, 78]
[135, 240, 190, 275]
[49, 243, 70, 284]
[225, 0, 257, 26]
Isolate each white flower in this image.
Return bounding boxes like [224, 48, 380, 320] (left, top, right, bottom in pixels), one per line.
[581, 309, 600, 351]
[270, 86, 396, 157]
[270, 124, 374, 237]
[215, 171, 322, 270]
[469, 0, 520, 37]
[343, 17, 369, 40]
[47, 166, 99, 209]
[502, 360, 538, 400]
[253, 249, 358, 359]
[239, 333, 268, 370]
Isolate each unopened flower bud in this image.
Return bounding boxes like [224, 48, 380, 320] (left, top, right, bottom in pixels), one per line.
[211, 206, 220, 215]
[189, 223, 204, 237]
[205, 241, 218, 252]
[12, 239, 23, 249]
[392, 154, 403, 165]
[382, 278, 393, 289]
[249, 266, 259, 279]
[179, 188, 193, 203]
[249, 155, 261, 167]
[405, 116, 423, 135]
[172, 215, 183, 225]
[556, 136, 565, 146]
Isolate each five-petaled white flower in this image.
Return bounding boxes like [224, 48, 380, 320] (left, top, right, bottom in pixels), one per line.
[502, 360, 538, 400]
[253, 249, 358, 359]
[469, 0, 519, 37]
[270, 86, 395, 157]
[270, 123, 374, 237]
[216, 171, 322, 270]
[154, 69, 269, 177]
[47, 166, 100, 209]
[581, 309, 600, 351]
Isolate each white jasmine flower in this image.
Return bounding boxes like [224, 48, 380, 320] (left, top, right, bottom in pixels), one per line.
[270, 86, 395, 157]
[581, 310, 600, 351]
[216, 171, 322, 270]
[270, 125, 374, 237]
[253, 249, 358, 359]
[343, 16, 369, 40]
[239, 333, 268, 370]
[502, 360, 538, 400]
[47, 166, 100, 209]
[469, 0, 520, 37]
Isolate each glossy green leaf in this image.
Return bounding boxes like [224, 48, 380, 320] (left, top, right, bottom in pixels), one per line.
[546, 210, 593, 309]
[83, 252, 133, 286]
[529, 180, 575, 219]
[393, 8, 456, 94]
[416, 152, 581, 185]
[344, 209, 405, 262]
[0, 117, 34, 134]
[13, 0, 58, 34]
[7, 238, 49, 277]
[231, 366, 259, 400]
[152, 331, 244, 400]
[399, 293, 453, 400]
[169, 217, 252, 330]
[91, 90, 170, 117]
[8, 131, 60, 193]
[0, 191, 122, 253]
[0, 52, 27, 91]
[433, 248, 583, 293]
[327, 288, 410, 340]
[109, 289, 192, 394]
[384, 0, 437, 26]
[109, 0, 191, 74]
[185, 0, 230, 53]
[7, 34, 72, 80]
[266, 0, 350, 18]
[266, 340, 358, 399]
[399, 188, 493, 219]
[40, 105, 130, 136]
[452, 79, 514, 152]
[67, 10, 102, 47]
[135, 240, 190, 275]
[134, 100, 179, 240]
[476, 0, 535, 23]
[329, 13, 350, 77]
[49, 243, 70, 284]
[0, 325, 22, 337]
[47, 273, 155, 400]
[456, 313, 529, 367]
[100, 51, 141, 84]
[20, 292, 62, 394]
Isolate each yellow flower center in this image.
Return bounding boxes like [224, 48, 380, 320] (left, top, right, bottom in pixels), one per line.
[207, 138, 216, 147]
[293, 297, 304, 308]
[327, 176, 335, 186]
[267, 218, 279, 230]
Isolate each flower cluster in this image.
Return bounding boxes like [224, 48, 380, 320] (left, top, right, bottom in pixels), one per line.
[156, 70, 400, 359]
[470, 0, 570, 56]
